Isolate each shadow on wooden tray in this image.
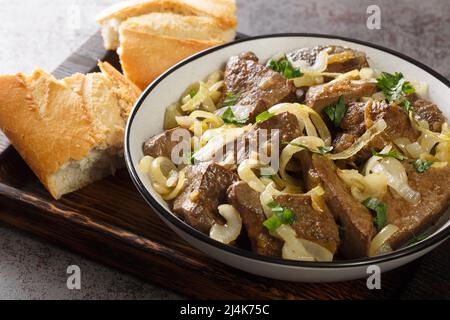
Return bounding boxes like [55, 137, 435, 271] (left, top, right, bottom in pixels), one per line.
[0, 31, 448, 300]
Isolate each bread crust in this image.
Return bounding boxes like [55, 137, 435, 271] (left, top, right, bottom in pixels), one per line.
[97, 0, 237, 30]
[0, 62, 141, 199]
[0, 71, 100, 198]
[119, 23, 221, 89]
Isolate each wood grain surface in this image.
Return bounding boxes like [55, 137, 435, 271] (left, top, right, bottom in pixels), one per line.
[0, 31, 448, 300]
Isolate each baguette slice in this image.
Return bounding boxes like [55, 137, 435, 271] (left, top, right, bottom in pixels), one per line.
[98, 0, 237, 50]
[119, 12, 224, 89]
[0, 62, 141, 199]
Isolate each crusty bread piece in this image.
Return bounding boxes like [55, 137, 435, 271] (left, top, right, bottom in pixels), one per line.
[97, 0, 237, 50]
[0, 62, 141, 199]
[119, 13, 224, 89]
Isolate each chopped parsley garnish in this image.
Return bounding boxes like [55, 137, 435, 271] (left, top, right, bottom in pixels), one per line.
[189, 89, 198, 98]
[223, 92, 240, 107]
[376, 72, 415, 102]
[324, 96, 347, 127]
[263, 201, 296, 232]
[412, 159, 433, 173]
[268, 56, 303, 79]
[221, 107, 248, 125]
[363, 197, 388, 232]
[255, 111, 274, 123]
[399, 99, 413, 114]
[372, 149, 408, 161]
[184, 151, 196, 165]
[317, 146, 334, 155]
[286, 142, 334, 155]
[407, 234, 427, 245]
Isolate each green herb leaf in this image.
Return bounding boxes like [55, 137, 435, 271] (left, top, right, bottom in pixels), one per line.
[407, 234, 427, 245]
[184, 151, 196, 165]
[189, 89, 198, 98]
[324, 96, 347, 127]
[223, 92, 241, 107]
[287, 142, 334, 155]
[412, 159, 433, 173]
[221, 107, 248, 125]
[263, 216, 282, 232]
[268, 56, 303, 79]
[376, 72, 415, 102]
[263, 201, 296, 232]
[363, 197, 388, 232]
[317, 146, 334, 155]
[255, 111, 274, 123]
[280, 208, 295, 224]
[399, 99, 413, 114]
[372, 149, 408, 160]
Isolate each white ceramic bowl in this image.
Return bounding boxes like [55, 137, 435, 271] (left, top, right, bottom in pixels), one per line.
[125, 34, 450, 282]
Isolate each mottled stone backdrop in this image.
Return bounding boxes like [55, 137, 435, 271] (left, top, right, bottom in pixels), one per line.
[0, 0, 448, 299]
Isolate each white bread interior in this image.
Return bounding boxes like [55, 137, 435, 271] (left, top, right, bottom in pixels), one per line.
[0, 62, 141, 199]
[98, 0, 237, 50]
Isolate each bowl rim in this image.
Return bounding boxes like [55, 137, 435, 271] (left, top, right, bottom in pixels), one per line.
[125, 33, 450, 269]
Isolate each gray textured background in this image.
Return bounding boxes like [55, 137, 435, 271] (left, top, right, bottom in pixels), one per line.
[0, 0, 449, 299]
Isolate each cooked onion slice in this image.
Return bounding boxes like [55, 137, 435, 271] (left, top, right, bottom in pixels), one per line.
[162, 168, 186, 201]
[337, 169, 387, 202]
[292, 76, 324, 87]
[210, 205, 242, 244]
[369, 224, 399, 257]
[371, 158, 421, 204]
[238, 158, 272, 193]
[193, 125, 251, 162]
[327, 119, 387, 160]
[280, 136, 325, 185]
[306, 185, 326, 212]
[410, 112, 450, 142]
[269, 103, 331, 145]
[151, 157, 178, 187]
[181, 81, 210, 112]
[138, 155, 154, 174]
[278, 225, 333, 262]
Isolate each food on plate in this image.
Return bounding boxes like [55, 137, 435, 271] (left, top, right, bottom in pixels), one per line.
[139, 44, 450, 261]
[0, 62, 141, 199]
[97, 0, 237, 89]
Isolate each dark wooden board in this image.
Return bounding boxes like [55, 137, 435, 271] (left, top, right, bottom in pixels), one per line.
[0, 31, 449, 300]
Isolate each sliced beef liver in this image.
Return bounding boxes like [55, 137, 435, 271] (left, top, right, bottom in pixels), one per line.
[312, 155, 376, 258]
[143, 127, 192, 159]
[224, 52, 295, 122]
[287, 45, 370, 73]
[273, 194, 340, 254]
[407, 93, 447, 132]
[227, 181, 283, 257]
[333, 100, 420, 164]
[237, 111, 302, 163]
[384, 164, 450, 248]
[305, 78, 377, 113]
[173, 162, 239, 234]
[294, 150, 321, 191]
[218, 112, 302, 165]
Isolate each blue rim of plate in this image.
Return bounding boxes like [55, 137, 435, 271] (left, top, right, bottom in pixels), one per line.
[125, 33, 450, 269]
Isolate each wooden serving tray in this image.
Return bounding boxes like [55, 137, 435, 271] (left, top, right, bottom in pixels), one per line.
[0, 31, 448, 299]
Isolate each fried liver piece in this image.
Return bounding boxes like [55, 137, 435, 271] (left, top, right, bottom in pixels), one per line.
[173, 161, 239, 234]
[227, 181, 283, 257]
[223, 52, 295, 122]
